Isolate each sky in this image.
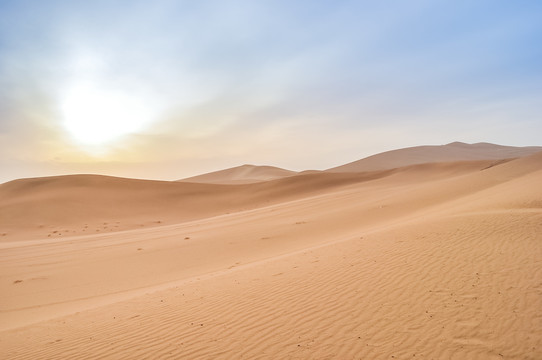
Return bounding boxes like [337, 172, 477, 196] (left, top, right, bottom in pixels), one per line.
[0, 0, 541, 183]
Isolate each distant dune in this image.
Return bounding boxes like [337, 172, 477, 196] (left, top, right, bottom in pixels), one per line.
[327, 141, 542, 172]
[0, 159, 509, 241]
[1, 144, 541, 359]
[179, 164, 297, 184]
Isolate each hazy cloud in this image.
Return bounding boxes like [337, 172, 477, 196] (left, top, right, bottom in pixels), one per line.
[0, 0, 541, 182]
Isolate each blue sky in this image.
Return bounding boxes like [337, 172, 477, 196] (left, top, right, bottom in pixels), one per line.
[0, 0, 541, 182]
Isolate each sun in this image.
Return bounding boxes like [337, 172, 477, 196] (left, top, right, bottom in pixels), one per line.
[60, 83, 154, 146]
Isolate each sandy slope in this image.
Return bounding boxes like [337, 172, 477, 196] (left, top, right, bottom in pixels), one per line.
[0, 160, 500, 241]
[0, 153, 541, 359]
[179, 164, 297, 184]
[328, 141, 542, 172]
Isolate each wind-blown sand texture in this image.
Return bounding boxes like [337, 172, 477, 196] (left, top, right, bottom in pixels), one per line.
[1, 145, 541, 359]
[180, 164, 297, 184]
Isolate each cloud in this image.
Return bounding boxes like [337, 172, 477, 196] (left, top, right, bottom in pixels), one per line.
[0, 0, 541, 182]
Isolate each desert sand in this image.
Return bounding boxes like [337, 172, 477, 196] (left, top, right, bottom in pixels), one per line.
[179, 164, 297, 184]
[328, 141, 542, 172]
[1, 144, 541, 359]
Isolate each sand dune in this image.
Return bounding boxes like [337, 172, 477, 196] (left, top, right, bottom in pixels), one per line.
[0, 159, 506, 241]
[180, 164, 297, 184]
[0, 147, 541, 359]
[328, 141, 542, 172]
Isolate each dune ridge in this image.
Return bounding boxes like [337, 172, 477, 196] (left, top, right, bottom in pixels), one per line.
[179, 164, 297, 184]
[0, 158, 509, 241]
[327, 141, 542, 173]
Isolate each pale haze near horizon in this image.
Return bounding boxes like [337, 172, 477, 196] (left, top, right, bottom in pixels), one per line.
[0, 0, 541, 183]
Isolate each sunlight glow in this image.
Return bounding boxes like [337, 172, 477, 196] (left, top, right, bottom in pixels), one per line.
[60, 83, 155, 146]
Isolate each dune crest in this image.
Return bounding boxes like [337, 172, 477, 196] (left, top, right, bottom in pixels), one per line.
[0, 159, 510, 241]
[179, 164, 297, 184]
[328, 141, 542, 172]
